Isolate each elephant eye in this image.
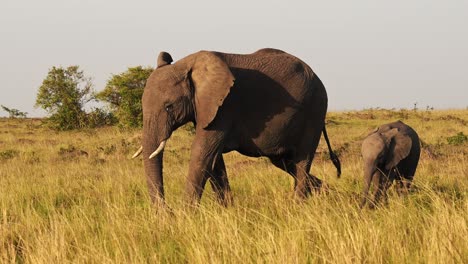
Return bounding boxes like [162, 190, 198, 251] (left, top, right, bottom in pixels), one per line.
[165, 104, 173, 112]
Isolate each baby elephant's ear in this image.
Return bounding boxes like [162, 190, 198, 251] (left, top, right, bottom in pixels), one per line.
[367, 126, 379, 136]
[383, 128, 412, 170]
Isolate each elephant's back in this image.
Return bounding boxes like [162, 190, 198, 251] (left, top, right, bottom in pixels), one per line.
[252, 48, 286, 56]
[216, 50, 314, 81]
[216, 51, 318, 105]
[381, 121, 419, 137]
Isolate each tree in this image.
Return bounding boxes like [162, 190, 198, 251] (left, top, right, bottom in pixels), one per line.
[97, 66, 153, 127]
[36, 66, 93, 130]
[1, 105, 27, 118]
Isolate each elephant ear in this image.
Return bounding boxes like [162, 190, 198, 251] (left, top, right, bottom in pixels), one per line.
[367, 126, 379, 136]
[382, 128, 412, 170]
[190, 52, 235, 129]
[157, 52, 173, 68]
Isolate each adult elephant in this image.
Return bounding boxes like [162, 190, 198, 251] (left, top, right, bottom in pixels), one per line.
[133, 48, 341, 206]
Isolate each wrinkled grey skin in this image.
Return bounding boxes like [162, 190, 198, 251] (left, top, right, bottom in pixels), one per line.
[140, 48, 341, 207]
[360, 121, 420, 208]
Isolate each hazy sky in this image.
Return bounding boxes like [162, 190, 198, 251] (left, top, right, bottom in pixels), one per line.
[1, 0, 467, 117]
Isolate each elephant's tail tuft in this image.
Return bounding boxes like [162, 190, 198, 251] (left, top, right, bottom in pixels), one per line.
[322, 125, 341, 178]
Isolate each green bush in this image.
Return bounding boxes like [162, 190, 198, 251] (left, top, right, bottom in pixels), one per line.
[446, 132, 467, 145]
[0, 149, 19, 161]
[36, 66, 93, 130]
[86, 108, 117, 128]
[1, 105, 27, 118]
[96, 66, 153, 128]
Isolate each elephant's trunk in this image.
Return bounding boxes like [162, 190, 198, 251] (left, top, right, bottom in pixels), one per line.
[360, 162, 376, 208]
[142, 119, 166, 205]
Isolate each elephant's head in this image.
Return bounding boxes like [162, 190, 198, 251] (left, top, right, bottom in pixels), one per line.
[362, 127, 412, 172]
[360, 127, 412, 206]
[140, 51, 235, 203]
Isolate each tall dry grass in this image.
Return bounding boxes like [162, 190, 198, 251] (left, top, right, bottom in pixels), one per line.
[0, 109, 467, 263]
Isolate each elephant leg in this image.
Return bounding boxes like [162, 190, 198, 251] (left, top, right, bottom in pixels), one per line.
[388, 165, 412, 196]
[293, 157, 321, 199]
[269, 157, 297, 191]
[270, 157, 295, 175]
[395, 180, 407, 196]
[293, 125, 324, 198]
[270, 155, 320, 199]
[370, 170, 392, 208]
[294, 78, 327, 198]
[381, 177, 393, 206]
[269, 110, 325, 199]
[397, 163, 416, 196]
[185, 130, 225, 205]
[398, 150, 419, 194]
[392, 168, 405, 196]
[396, 177, 413, 196]
[208, 155, 233, 206]
[270, 157, 304, 196]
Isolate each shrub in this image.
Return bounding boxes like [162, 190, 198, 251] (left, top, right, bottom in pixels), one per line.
[36, 66, 93, 130]
[86, 108, 117, 128]
[1, 105, 27, 118]
[446, 132, 467, 146]
[96, 66, 153, 128]
[0, 149, 19, 160]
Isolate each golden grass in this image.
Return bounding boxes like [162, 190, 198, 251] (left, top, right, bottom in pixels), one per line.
[0, 109, 467, 263]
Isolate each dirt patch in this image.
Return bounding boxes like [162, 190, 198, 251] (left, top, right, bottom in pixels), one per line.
[16, 138, 36, 144]
[43, 139, 58, 145]
[325, 119, 340, 126]
[127, 134, 142, 144]
[232, 159, 258, 169]
[58, 145, 88, 160]
[436, 115, 467, 126]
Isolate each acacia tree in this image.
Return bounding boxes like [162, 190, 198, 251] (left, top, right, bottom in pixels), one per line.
[1, 105, 27, 118]
[97, 66, 153, 127]
[36, 66, 93, 130]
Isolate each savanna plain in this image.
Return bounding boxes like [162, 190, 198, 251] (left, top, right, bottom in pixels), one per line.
[0, 109, 467, 263]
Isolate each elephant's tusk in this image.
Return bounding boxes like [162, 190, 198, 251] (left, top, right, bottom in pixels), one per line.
[131, 146, 143, 159]
[149, 140, 167, 159]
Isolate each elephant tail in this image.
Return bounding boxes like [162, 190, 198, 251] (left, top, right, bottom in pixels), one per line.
[322, 125, 341, 178]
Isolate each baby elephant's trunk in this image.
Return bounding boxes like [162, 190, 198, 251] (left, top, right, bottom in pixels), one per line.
[360, 164, 377, 208]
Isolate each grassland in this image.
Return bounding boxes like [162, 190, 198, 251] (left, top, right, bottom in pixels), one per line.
[0, 109, 467, 263]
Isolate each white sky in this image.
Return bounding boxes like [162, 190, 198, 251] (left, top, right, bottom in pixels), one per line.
[0, 0, 467, 117]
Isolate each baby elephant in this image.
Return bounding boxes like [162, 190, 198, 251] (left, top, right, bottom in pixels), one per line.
[360, 121, 420, 208]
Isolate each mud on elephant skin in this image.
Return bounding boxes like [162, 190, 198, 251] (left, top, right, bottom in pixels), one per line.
[134, 48, 341, 206]
[360, 120, 421, 208]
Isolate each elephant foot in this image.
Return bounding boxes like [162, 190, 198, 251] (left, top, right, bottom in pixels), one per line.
[307, 175, 323, 194]
[396, 179, 412, 196]
[294, 175, 322, 199]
